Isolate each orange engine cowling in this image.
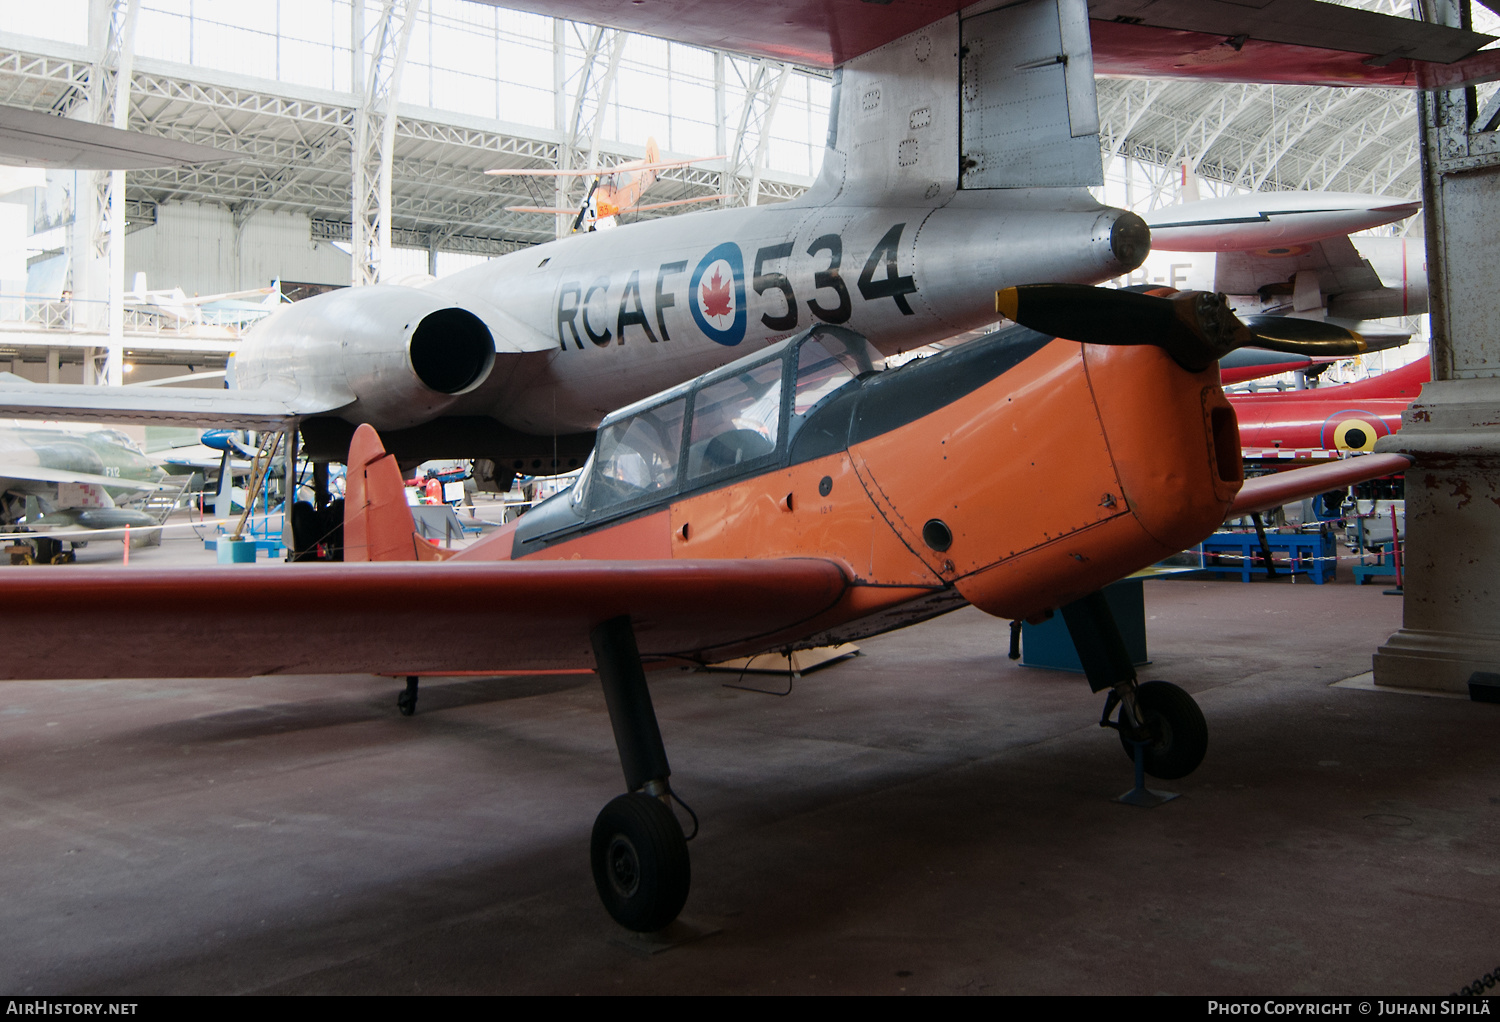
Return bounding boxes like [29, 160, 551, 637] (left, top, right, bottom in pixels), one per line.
[851, 339, 1239, 622]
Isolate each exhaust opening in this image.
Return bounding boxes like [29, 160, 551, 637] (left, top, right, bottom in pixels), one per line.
[1109, 211, 1151, 272]
[409, 308, 495, 394]
[1211, 404, 1242, 485]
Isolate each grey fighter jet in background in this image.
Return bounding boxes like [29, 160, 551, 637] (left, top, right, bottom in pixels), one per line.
[0, 0, 1491, 491]
[0, 423, 166, 562]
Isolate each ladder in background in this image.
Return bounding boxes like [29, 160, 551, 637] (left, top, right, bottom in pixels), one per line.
[134, 474, 196, 547]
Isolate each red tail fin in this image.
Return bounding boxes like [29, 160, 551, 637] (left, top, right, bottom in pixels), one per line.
[343, 424, 450, 562]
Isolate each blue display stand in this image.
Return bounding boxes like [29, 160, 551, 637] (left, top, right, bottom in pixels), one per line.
[1195, 529, 1336, 583]
[1352, 548, 1399, 586]
[1021, 577, 1148, 673]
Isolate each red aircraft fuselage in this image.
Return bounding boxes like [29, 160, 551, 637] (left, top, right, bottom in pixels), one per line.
[1230, 356, 1429, 455]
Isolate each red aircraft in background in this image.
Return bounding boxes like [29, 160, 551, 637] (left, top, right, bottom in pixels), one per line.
[1231, 356, 1429, 458]
[0, 284, 1407, 933]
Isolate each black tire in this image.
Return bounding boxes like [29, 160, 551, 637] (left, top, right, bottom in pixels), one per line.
[289, 501, 319, 560]
[396, 689, 417, 716]
[1119, 680, 1207, 780]
[590, 792, 690, 932]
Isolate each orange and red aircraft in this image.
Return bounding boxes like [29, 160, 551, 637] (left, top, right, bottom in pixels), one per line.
[0, 284, 1408, 932]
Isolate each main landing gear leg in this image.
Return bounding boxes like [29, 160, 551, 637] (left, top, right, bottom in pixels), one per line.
[589, 615, 690, 932]
[1060, 592, 1208, 785]
[397, 676, 418, 716]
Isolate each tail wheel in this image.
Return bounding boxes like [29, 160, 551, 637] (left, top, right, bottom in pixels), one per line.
[590, 792, 689, 932]
[1119, 680, 1207, 780]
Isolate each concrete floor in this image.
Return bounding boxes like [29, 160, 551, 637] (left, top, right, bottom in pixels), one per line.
[1, 524, 1496, 994]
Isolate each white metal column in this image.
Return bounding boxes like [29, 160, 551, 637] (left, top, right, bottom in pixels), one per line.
[86, 0, 139, 386]
[351, 0, 420, 287]
[721, 58, 789, 208]
[1372, 0, 1500, 693]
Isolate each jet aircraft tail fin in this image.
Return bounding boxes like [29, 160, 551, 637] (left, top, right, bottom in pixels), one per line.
[811, 0, 1101, 206]
[343, 424, 452, 563]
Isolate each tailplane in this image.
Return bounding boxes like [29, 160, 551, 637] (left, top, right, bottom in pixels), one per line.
[343, 424, 452, 562]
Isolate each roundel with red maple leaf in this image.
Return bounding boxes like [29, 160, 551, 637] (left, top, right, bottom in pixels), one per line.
[689, 242, 747, 346]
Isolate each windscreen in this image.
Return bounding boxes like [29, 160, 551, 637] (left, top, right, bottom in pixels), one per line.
[585, 397, 687, 513]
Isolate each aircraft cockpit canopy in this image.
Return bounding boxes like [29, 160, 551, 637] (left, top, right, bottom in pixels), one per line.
[570, 325, 881, 519]
[93, 428, 143, 453]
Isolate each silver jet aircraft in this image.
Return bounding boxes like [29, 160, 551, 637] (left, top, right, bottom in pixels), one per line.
[1141, 192, 1428, 326]
[0, 0, 1491, 491]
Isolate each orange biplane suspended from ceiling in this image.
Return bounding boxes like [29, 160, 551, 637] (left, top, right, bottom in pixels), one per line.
[0, 284, 1410, 933]
[490, 136, 728, 232]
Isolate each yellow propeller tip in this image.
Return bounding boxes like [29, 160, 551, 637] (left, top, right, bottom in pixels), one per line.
[995, 288, 1019, 320]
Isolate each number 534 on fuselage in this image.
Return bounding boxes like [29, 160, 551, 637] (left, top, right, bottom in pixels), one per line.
[233, 192, 1146, 444]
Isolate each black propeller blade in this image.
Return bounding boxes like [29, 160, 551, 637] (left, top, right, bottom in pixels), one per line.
[994, 284, 1366, 373]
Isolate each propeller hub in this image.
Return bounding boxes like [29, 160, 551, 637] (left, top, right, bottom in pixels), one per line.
[1182, 291, 1247, 365]
[995, 284, 1367, 373]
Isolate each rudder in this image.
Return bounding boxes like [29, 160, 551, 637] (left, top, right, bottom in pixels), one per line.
[343, 423, 450, 562]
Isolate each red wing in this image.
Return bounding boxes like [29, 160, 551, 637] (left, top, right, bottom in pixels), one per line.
[0, 559, 851, 681]
[1091, 20, 1500, 90]
[474, 0, 969, 66]
[472, 0, 1495, 87]
[1229, 453, 1411, 518]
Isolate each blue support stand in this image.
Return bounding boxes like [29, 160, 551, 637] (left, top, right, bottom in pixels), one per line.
[1114, 739, 1180, 808]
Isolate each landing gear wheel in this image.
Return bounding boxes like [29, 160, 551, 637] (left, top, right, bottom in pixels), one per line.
[590, 792, 690, 932]
[1118, 680, 1207, 780]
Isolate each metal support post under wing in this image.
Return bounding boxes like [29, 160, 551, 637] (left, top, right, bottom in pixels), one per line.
[960, 0, 1102, 189]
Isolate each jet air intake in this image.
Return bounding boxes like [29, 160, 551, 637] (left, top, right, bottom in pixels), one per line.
[235, 284, 497, 431]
